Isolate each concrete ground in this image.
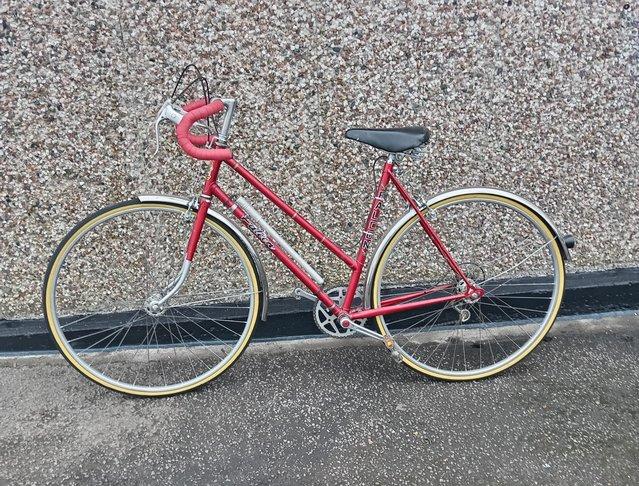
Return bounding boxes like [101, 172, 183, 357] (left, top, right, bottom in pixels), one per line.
[0, 312, 637, 486]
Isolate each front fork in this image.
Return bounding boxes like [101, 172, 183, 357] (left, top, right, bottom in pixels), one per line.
[147, 179, 215, 311]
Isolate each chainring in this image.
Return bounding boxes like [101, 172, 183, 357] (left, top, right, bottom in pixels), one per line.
[313, 287, 366, 338]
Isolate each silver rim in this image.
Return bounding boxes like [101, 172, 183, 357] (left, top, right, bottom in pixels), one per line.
[374, 197, 563, 378]
[48, 203, 257, 394]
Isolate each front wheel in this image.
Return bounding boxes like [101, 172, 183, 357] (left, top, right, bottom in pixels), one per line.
[43, 199, 263, 397]
[369, 192, 565, 381]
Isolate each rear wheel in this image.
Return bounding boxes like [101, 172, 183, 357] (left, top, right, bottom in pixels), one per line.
[43, 199, 263, 396]
[369, 193, 565, 381]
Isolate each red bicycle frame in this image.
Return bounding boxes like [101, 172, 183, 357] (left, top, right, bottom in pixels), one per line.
[186, 155, 479, 321]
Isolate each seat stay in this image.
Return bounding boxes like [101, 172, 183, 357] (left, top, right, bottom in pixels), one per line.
[389, 171, 471, 285]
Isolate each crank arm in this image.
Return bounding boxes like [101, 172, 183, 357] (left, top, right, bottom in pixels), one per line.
[339, 317, 385, 342]
[341, 318, 403, 362]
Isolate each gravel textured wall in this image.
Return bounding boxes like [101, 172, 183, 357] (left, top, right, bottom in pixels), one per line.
[1, 0, 637, 319]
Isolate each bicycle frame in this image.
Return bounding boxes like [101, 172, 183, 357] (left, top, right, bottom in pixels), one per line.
[186, 155, 477, 321]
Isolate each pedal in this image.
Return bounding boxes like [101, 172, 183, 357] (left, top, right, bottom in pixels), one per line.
[293, 288, 317, 302]
[382, 335, 403, 363]
[383, 335, 394, 350]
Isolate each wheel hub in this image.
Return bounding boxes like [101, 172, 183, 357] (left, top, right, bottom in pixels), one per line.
[144, 294, 166, 316]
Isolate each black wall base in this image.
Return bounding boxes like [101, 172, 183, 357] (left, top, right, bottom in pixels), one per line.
[2, 267, 638, 354]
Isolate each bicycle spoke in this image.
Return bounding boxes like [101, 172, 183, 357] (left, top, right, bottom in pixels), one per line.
[172, 309, 234, 354]
[478, 298, 534, 338]
[48, 203, 258, 394]
[408, 303, 456, 358]
[374, 195, 562, 377]
[181, 306, 243, 337]
[168, 290, 258, 308]
[479, 239, 554, 286]
[482, 297, 550, 316]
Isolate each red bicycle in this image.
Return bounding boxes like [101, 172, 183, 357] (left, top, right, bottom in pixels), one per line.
[43, 67, 574, 396]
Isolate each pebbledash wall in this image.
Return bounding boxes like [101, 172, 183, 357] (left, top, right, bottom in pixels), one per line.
[0, 0, 637, 320]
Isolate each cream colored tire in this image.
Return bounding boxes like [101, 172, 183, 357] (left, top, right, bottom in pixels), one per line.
[369, 193, 565, 381]
[43, 199, 263, 397]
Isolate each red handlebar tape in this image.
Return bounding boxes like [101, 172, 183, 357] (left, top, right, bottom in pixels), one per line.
[176, 99, 231, 160]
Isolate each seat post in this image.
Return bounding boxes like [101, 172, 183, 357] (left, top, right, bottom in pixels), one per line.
[387, 152, 402, 175]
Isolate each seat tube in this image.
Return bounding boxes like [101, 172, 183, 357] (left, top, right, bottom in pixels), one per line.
[342, 157, 394, 311]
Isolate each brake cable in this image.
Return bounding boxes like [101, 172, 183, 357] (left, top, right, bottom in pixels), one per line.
[170, 65, 218, 142]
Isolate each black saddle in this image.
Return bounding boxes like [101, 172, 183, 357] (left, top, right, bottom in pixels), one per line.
[345, 127, 430, 153]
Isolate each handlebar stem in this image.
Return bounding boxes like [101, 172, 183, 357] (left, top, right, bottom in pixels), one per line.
[217, 99, 236, 146]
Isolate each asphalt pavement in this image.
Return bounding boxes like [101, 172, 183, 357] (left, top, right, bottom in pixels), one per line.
[0, 312, 637, 485]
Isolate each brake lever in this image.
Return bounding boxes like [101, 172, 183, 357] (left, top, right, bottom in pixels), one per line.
[151, 99, 170, 156]
[151, 119, 162, 157]
[151, 99, 187, 156]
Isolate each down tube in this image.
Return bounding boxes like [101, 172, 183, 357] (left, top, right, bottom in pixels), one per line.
[208, 178, 340, 313]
